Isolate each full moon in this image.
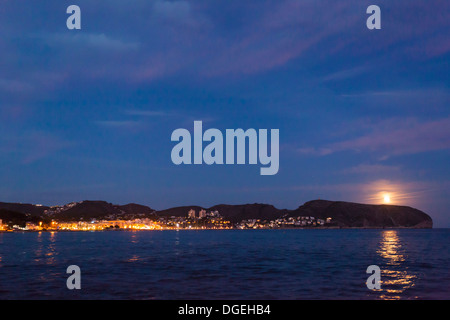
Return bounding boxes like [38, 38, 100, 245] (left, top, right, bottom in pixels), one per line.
[383, 194, 391, 204]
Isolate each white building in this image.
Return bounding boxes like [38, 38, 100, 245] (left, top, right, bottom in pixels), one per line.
[208, 210, 220, 217]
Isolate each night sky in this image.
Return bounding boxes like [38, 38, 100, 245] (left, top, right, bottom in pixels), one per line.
[1, 1, 449, 226]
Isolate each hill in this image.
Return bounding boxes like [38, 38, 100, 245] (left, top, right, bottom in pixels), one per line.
[209, 204, 288, 223]
[155, 200, 432, 227]
[0, 209, 42, 227]
[155, 206, 206, 217]
[155, 204, 288, 223]
[48, 200, 156, 221]
[0, 199, 433, 228]
[0, 202, 49, 216]
[290, 200, 433, 228]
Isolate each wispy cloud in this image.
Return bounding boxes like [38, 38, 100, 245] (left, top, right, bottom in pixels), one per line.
[341, 88, 450, 100]
[321, 65, 372, 82]
[124, 109, 173, 117]
[41, 32, 140, 51]
[330, 117, 450, 156]
[95, 120, 142, 129]
[0, 78, 33, 93]
[298, 117, 450, 158]
[0, 131, 73, 164]
[339, 164, 401, 175]
[2, 0, 448, 87]
[152, 0, 196, 25]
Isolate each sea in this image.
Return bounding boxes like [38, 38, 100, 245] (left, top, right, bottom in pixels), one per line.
[0, 229, 448, 300]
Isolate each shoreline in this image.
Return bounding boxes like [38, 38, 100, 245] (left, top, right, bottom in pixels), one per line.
[0, 226, 433, 233]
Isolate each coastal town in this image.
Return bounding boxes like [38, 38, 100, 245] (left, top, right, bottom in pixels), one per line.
[0, 207, 334, 232]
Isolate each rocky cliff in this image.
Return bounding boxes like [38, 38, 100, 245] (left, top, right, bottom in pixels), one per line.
[290, 200, 433, 228]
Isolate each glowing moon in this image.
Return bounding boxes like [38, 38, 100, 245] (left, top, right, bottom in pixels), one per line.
[383, 194, 391, 204]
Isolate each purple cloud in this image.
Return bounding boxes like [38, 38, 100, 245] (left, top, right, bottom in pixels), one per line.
[331, 117, 450, 156]
[339, 164, 401, 175]
[0, 131, 73, 164]
[298, 117, 450, 157]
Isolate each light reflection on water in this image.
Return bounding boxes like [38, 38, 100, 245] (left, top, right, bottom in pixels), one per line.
[33, 231, 43, 263]
[46, 232, 58, 265]
[127, 231, 141, 262]
[0, 229, 447, 299]
[33, 231, 58, 265]
[377, 230, 417, 300]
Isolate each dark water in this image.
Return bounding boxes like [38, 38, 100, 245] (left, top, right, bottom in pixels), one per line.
[0, 229, 448, 300]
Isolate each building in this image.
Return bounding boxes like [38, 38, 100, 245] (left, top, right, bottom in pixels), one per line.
[209, 210, 220, 217]
[188, 209, 196, 218]
[25, 222, 40, 231]
[199, 209, 207, 218]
